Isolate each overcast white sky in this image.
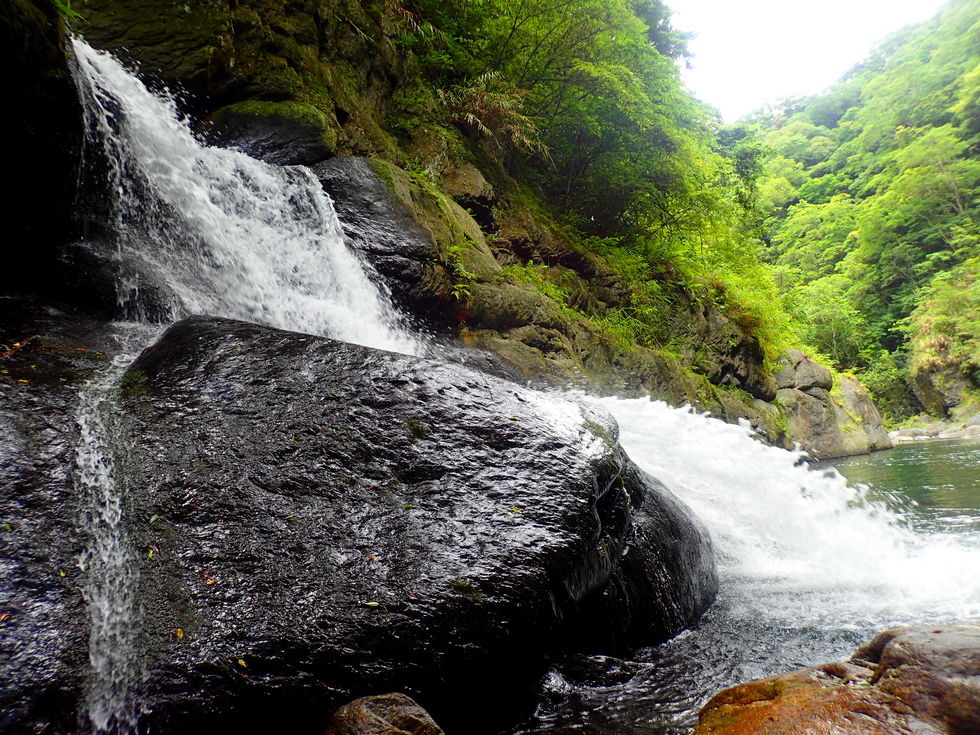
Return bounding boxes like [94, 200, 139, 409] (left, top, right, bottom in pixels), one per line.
[666, 0, 952, 121]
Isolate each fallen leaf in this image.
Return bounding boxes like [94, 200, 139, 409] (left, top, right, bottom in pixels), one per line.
[174, 628, 184, 639]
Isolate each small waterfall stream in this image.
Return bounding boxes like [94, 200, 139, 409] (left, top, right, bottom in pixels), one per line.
[75, 326, 159, 734]
[64, 37, 978, 735]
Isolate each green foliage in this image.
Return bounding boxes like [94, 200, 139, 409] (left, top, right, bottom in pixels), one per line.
[907, 257, 980, 379]
[53, 0, 84, 22]
[443, 240, 477, 300]
[501, 261, 571, 307]
[753, 0, 980, 418]
[396, 0, 797, 364]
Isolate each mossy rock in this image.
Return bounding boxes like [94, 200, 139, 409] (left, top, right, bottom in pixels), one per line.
[208, 99, 340, 165]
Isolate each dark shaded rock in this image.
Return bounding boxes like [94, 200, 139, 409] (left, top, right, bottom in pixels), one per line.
[324, 693, 444, 735]
[118, 316, 716, 734]
[311, 157, 462, 330]
[0, 298, 125, 733]
[207, 100, 339, 166]
[911, 362, 973, 417]
[693, 623, 980, 735]
[3, 0, 84, 298]
[74, 0, 408, 160]
[674, 293, 776, 402]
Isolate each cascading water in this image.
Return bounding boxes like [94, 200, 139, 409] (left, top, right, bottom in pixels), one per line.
[68, 37, 424, 733]
[62, 35, 978, 735]
[516, 397, 979, 733]
[75, 326, 159, 735]
[73, 38, 422, 355]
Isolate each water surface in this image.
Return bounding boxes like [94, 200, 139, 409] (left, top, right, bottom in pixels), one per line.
[511, 404, 980, 735]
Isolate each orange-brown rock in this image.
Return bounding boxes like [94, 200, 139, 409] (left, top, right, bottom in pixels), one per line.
[323, 693, 444, 735]
[693, 624, 980, 735]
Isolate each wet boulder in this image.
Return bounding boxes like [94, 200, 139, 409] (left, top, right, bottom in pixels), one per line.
[0, 299, 124, 733]
[324, 693, 444, 735]
[119, 316, 717, 734]
[692, 623, 980, 735]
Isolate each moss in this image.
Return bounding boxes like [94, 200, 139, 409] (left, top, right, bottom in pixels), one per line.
[218, 99, 327, 130]
[406, 419, 427, 440]
[583, 418, 615, 449]
[118, 368, 147, 397]
[449, 577, 482, 602]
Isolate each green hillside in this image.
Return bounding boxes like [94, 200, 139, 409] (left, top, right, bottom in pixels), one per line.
[752, 0, 979, 420]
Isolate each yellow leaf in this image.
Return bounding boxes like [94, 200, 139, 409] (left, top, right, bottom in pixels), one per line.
[237, 658, 247, 668]
[175, 628, 184, 639]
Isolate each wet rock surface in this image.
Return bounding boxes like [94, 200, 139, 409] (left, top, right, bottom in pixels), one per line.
[324, 693, 444, 735]
[0, 299, 124, 733]
[207, 101, 337, 166]
[118, 316, 717, 734]
[312, 157, 458, 330]
[692, 623, 980, 735]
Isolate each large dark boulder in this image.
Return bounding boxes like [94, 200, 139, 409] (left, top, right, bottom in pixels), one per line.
[115, 316, 716, 734]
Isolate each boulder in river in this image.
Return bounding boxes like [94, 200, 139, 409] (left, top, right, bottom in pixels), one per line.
[692, 623, 980, 735]
[107, 316, 716, 734]
[323, 693, 444, 735]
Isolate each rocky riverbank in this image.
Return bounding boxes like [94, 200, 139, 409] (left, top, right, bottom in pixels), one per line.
[61, 0, 892, 458]
[692, 623, 980, 735]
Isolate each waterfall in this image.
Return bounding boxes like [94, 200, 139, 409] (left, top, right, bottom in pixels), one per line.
[75, 327, 158, 735]
[594, 398, 979, 626]
[62, 36, 978, 735]
[73, 38, 422, 355]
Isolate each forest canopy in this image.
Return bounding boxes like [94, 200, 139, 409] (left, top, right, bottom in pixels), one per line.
[751, 0, 979, 419]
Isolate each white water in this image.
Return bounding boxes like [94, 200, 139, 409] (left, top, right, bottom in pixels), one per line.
[75, 327, 159, 735]
[69, 37, 423, 733]
[596, 398, 980, 628]
[73, 39, 421, 355]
